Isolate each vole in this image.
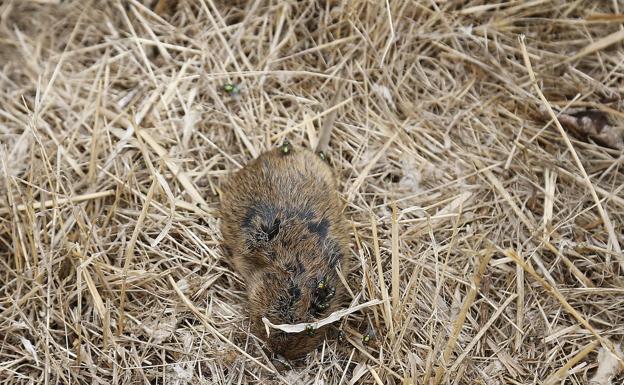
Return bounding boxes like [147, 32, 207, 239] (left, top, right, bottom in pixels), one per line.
[219, 141, 350, 359]
[219, 82, 349, 359]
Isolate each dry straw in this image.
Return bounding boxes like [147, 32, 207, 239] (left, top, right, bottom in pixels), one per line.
[1, 1, 623, 384]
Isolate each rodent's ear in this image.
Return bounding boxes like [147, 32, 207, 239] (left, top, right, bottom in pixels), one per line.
[248, 217, 281, 244]
[260, 218, 281, 241]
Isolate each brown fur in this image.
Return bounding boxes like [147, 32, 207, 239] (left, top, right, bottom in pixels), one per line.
[153, 0, 177, 17]
[219, 146, 350, 359]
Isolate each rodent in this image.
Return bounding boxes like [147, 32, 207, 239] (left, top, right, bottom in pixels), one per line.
[219, 143, 350, 359]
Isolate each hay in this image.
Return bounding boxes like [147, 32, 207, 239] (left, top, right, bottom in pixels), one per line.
[1, 0, 623, 384]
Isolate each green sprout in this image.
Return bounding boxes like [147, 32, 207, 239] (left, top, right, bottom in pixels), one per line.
[223, 83, 239, 95]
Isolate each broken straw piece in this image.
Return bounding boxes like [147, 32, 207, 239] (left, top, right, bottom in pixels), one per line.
[262, 299, 386, 337]
[590, 343, 623, 385]
[20, 337, 39, 365]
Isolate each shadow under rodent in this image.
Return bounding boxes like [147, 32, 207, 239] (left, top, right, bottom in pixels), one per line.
[219, 145, 350, 359]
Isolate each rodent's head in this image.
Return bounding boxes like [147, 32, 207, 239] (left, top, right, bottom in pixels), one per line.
[246, 260, 343, 359]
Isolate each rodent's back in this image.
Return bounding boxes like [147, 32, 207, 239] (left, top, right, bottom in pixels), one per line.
[219, 146, 350, 358]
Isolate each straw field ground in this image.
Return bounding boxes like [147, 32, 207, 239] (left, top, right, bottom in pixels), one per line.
[1, 0, 623, 384]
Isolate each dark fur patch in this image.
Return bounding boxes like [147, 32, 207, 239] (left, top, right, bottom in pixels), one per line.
[285, 258, 305, 276]
[298, 259, 305, 275]
[261, 218, 281, 241]
[307, 218, 329, 239]
[276, 286, 301, 323]
[245, 203, 319, 227]
[243, 203, 281, 244]
[276, 298, 296, 323]
[242, 202, 277, 229]
[296, 209, 315, 221]
[241, 204, 259, 230]
[272, 281, 305, 324]
[309, 305, 323, 317]
[288, 285, 302, 301]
